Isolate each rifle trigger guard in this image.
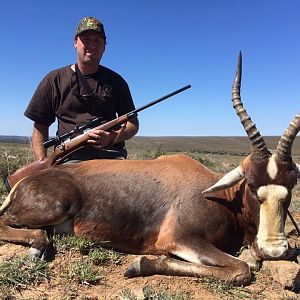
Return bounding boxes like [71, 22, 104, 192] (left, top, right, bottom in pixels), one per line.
[59, 143, 66, 150]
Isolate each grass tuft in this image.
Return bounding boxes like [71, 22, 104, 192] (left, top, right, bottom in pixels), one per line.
[0, 256, 49, 289]
[65, 258, 100, 285]
[88, 247, 123, 265]
[197, 277, 252, 299]
[119, 286, 191, 300]
[52, 234, 123, 265]
[52, 234, 96, 254]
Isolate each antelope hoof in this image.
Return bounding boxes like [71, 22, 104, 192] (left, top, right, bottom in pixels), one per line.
[28, 247, 42, 259]
[41, 241, 56, 262]
[124, 256, 145, 278]
[28, 241, 56, 261]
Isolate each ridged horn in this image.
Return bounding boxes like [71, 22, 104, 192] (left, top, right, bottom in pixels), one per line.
[232, 52, 269, 159]
[275, 113, 300, 161]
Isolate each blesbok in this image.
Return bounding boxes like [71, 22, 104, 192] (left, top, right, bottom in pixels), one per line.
[0, 53, 299, 285]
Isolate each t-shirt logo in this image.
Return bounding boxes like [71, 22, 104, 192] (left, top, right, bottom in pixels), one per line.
[101, 85, 112, 97]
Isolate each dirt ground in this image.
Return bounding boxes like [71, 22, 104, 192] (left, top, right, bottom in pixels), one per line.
[1, 216, 300, 300]
[0, 244, 297, 300]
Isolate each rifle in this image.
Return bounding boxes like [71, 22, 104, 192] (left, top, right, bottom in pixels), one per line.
[4, 84, 191, 191]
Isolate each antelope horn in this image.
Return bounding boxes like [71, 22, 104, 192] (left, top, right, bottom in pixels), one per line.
[232, 52, 269, 159]
[275, 113, 300, 161]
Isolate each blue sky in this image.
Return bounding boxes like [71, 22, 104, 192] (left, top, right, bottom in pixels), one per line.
[1, 0, 300, 137]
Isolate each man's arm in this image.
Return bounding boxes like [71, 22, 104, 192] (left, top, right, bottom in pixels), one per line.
[32, 122, 49, 160]
[114, 117, 139, 142]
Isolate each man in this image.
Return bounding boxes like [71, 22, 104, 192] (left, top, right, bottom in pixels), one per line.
[24, 17, 139, 162]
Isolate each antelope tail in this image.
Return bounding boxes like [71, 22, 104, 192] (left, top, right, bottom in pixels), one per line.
[0, 177, 27, 216]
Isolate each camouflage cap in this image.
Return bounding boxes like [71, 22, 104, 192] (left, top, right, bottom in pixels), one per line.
[75, 17, 106, 40]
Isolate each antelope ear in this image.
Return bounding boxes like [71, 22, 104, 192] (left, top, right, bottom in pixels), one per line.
[202, 166, 245, 193]
[296, 164, 300, 178]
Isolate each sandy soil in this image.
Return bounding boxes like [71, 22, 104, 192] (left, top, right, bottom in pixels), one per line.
[0, 204, 300, 300]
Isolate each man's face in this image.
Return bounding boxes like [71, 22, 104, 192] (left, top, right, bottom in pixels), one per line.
[74, 30, 105, 65]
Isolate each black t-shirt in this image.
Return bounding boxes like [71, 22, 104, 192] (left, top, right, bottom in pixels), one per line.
[24, 65, 135, 151]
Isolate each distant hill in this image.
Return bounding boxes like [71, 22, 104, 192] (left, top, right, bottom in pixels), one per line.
[1, 135, 300, 156]
[0, 135, 31, 143]
[126, 136, 300, 157]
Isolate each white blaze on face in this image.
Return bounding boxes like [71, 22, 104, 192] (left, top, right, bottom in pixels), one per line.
[267, 154, 278, 180]
[256, 184, 288, 258]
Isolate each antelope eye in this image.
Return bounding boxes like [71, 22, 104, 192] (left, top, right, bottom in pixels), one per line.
[248, 184, 263, 202]
[250, 187, 264, 203]
[257, 196, 264, 204]
[248, 183, 257, 193]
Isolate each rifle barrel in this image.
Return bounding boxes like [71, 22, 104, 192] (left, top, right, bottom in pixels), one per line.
[131, 85, 191, 116]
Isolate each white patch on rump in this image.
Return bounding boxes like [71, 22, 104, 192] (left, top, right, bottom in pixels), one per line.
[267, 154, 278, 180]
[256, 184, 288, 258]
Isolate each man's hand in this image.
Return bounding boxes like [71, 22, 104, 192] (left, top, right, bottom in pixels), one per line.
[87, 128, 117, 149]
[87, 117, 139, 149]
